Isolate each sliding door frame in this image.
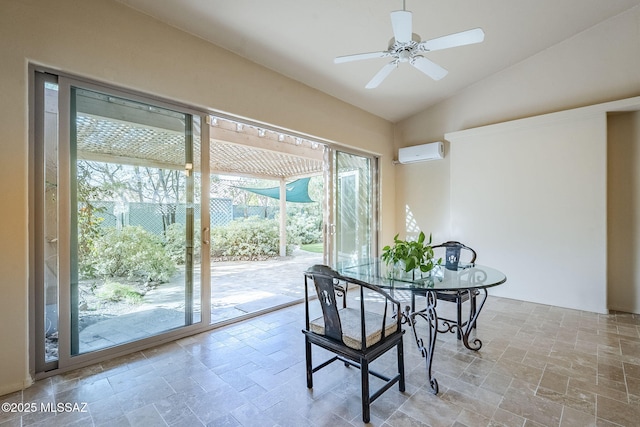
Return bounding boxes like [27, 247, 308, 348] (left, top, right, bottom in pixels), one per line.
[31, 67, 212, 377]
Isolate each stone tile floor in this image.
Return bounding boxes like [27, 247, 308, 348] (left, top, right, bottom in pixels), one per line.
[2, 293, 640, 426]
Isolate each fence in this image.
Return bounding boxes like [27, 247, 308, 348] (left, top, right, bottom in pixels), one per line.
[91, 198, 235, 235]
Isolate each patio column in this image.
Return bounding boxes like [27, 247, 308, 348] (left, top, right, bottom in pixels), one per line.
[279, 178, 287, 256]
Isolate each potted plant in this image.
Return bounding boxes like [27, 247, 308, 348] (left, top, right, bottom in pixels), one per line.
[381, 231, 441, 279]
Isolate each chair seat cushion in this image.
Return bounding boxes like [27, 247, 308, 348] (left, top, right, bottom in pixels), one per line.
[309, 308, 398, 350]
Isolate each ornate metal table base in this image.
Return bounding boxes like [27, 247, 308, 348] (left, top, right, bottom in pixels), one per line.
[404, 288, 489, 394]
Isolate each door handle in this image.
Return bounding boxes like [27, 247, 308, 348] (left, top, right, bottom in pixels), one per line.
[202, 227, 210, 245]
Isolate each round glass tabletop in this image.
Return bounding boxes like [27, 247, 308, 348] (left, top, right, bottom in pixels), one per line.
[337, 260, 507, 292]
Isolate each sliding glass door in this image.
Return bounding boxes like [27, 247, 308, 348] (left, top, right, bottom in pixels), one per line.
[32, 70, 377, 375]
[33, 73, 206, 371]
[68, 85, 202, 355]
[328, 149, 378, 266]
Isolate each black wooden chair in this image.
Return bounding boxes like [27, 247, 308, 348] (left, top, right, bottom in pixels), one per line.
[411, 241, 478, 340]
[303, 264, 405, 423]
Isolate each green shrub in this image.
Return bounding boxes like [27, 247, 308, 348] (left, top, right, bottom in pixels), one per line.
[286, 210, 322, 245]
[88, 226, 176, 282]
[95, 280, 143, 304]
[210, 217, 292, 259]
[164, 222, 201, 265]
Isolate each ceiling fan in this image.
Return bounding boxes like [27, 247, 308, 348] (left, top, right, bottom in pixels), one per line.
[334, 1, 485, 89]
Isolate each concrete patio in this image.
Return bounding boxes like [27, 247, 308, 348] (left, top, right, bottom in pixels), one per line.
[77, 249, 323, 353]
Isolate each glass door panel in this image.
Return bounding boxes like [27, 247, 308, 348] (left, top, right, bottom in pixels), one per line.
[331, 150, 375, 266]
[69, 87, 200, 355]
[33, 72, 61, 371]
[43, 81, 60, 364]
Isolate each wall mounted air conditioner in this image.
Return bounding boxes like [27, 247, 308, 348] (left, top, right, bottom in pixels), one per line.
[397, 141, 444, 164]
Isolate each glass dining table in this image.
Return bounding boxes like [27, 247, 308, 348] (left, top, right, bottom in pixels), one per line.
[337, 259, 507, 394]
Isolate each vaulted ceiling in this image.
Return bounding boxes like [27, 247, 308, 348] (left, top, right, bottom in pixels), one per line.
[116, 0, 640, 122]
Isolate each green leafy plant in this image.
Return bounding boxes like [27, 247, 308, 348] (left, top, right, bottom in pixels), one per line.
[381, 231, 441, 276]
[210, 217, 293, 259]
[87, 226, 177, 282]
[285, 210, 322, 245]
[95, 280, 143, 304]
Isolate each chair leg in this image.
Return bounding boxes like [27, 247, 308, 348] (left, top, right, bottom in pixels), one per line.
[361, 358, 371, 423]
[397, 339, 405, 392]
[305, 338, 313, 389]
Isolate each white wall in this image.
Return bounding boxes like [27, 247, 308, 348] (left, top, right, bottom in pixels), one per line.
[0, 0, 394, 395]
[446, 107, 609, 313]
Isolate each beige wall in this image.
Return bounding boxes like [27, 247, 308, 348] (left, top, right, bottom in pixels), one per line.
[395, 7, 640, 312]
[0, 0, 394, 394]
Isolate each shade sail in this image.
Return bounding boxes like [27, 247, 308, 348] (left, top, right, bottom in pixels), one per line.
[236, 177, 315, 203]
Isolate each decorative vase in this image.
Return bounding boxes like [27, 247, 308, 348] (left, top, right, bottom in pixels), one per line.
[384, 260, 406, 280]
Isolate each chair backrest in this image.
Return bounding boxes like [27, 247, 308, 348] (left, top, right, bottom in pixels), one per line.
[306, 265, 343, 342]
[305, 264, 402, 350]
[432, 241, 477, 270]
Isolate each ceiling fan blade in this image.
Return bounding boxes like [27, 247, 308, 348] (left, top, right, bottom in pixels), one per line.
[390, 10, 412, 43]
[334, 51, 390, 64]
[419, 28, 485, 52]
[366, 61, 397, 89]
[411, 56, 448, 81]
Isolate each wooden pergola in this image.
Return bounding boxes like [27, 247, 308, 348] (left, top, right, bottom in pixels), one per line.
[75, 90, 324, 256]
